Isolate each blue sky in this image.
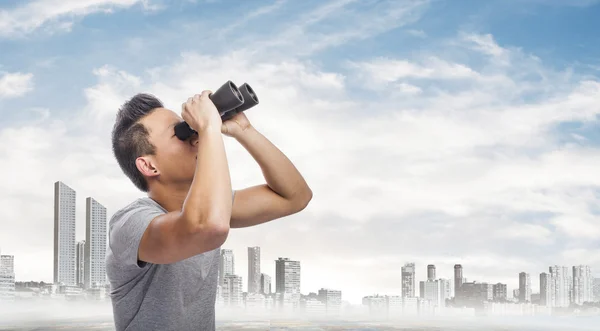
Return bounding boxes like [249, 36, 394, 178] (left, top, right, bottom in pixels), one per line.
[1, 0, 600, 305]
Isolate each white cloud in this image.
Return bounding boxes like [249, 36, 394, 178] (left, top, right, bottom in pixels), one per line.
[0, 72, 34, 98]
[0, 0, 157, 38]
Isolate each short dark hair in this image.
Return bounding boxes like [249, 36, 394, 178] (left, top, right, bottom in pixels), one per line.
[111, 93, 164, 192]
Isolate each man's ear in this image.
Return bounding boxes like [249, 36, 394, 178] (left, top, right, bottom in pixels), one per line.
[135, 156, 160, 178]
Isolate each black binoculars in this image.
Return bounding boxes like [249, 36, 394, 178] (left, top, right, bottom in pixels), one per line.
[174, 80, 259, 140]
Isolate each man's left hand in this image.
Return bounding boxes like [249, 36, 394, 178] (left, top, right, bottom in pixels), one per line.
[221, 111, 253, 138]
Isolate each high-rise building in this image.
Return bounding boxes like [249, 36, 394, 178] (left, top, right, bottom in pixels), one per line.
[549, 266, 570, 307]
[593, 278, 600, 302]
[219, 249, 234, 286]
[492, 283, 507, 301]
[519, 272, 531, 302]
[401, 263, 416, 297]
[247, 247, 261, 294]
[54, 181, 77, 286]
[0, 255, 14, 274]
[572, 265, 593, 304]
[0, 251, 15, 300]
[427, 264, 436, 281]
[422, 279, 443, 307]
[454, 264, 463, 297]
[76, 240, 85, 287]
[275, 257, 300, 294]
[261, 273, 271, 295]
[540, 272, 553, 307]
[85, 197, 107, 289]
[222, 274, 243, 307]
[318, 288, 342, 314]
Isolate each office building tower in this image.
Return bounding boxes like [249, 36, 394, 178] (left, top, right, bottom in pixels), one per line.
[519, 272, 531, 302]
[454, 264, 463, 296]
[0, 255, 14, 274]
[261, 273, 271, 295]
[540, 272, 554, 307]
[85, 197, 107, 289]
[401, 263, 416, 297]
[76, 240, 85, 287]
[222, 274, 243, 307]
[427, 264, 436, 281]
[572, 265, 593, 304]
[53, 181, 77, 286]
[219, 249, 234, 286]
[493, 283, 507, 301]
[0, 251, 15, 300]
[318, 288, 342, 314]
[593, 278, 600, 302]
[248, 247, 261, 294]
[549, 266, 570, 307]
[275, 257, 300, 294]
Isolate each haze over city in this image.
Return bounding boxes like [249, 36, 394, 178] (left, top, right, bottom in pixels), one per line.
[1, 0, 600, 329]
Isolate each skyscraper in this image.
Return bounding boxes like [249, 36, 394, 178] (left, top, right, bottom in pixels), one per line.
[261, 273, 271, 295]
[275, 257, 300, 294]
[85, 197, 107, 289]
[454, 264, 463, 297]
[427, 264, 436, 281]
[53, 181, 77, 286]
[549, 266, 570, 307]
[219, 249, 234, 286]
[76, 240, 85, 287]
[401, 263, 416, 297]
[519, 272, 531, 302]
[572, 265, 593, 304]
[540, 272, 553, 307]
[247, 246, 261, 294]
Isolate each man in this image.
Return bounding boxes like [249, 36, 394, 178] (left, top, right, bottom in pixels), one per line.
[105, 90, 312, 331]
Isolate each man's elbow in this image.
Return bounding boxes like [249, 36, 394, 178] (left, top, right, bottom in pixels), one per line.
[189, 215, 231, 248]
[291, 186, 313, 213]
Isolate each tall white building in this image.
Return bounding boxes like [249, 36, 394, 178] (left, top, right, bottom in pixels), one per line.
[222, 274, 243, 307]
[219, 249, 234, 286]
[76, 240, 85, 287]
[572, 265, 593, 305]
[275, 257, 300, 294]
[54, 181, 77, 286]
[549, 266, 570, 307]
[402, 263, 416, 297]
[261, 273, 271, 295]
[85, 197, 107, 289]
[0, 252, 15, 300]
[540, 272, 554, 307]
[519, 272, 531, 302]
[248, 247, 261, 294]
[318, 288, 342, 314]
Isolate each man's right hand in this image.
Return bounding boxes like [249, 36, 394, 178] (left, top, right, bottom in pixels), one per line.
[181, 90, 222, 132]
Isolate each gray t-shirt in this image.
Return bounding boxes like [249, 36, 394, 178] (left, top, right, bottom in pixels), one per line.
[105, 197, 221, 331]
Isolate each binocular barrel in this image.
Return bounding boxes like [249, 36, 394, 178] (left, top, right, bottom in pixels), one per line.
[174, 80, 259, 140]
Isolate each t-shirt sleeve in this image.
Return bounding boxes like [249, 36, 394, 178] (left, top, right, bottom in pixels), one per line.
[108, 203, 165, 269]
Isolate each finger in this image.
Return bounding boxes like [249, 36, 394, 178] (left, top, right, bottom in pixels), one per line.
[187, 96, 193, 104]
[200, 90, 212, 98]
[181, 102, 187, 113]
[193, 94, 201, 102]
[221, 123, 227, 134]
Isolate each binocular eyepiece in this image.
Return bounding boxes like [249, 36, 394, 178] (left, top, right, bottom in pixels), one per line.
[174, 80, 259, 140]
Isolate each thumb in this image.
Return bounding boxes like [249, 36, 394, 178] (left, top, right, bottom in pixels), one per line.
[221, 123, 228, 134]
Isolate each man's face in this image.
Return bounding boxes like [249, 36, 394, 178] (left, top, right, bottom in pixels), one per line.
[140, 107, 198, 186]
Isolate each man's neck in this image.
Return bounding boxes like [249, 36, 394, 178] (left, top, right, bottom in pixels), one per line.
[148, 182, 190, 213]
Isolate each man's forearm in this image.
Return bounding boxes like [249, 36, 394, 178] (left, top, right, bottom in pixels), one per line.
[235, 126, 311, 204]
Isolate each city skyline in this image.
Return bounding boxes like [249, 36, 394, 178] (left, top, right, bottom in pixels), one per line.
[2, 177, 600, 307]
[1, 0, 600, 307]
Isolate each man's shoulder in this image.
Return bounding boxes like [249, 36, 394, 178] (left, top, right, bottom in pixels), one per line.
[109, 197, 165, 226]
